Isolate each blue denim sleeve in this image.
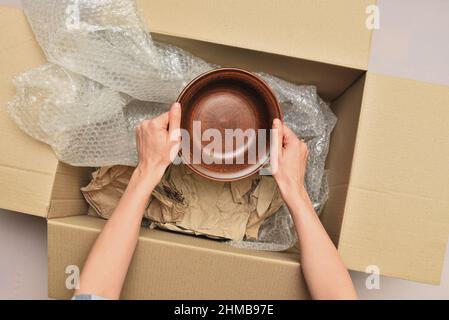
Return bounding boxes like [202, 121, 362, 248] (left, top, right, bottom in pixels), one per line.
[71, 294, 107, 300]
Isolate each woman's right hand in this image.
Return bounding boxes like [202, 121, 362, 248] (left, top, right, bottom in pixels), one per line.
[271, 118, 309, 203]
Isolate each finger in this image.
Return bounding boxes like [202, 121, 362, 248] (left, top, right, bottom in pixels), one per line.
[282, 124, 297, 146]
[271, 119, 283, 176]
[135, 124, 142, 155]
[168, 102, 181, 142]
[153, 111, 170, 129]
[272, 118, 283, 157]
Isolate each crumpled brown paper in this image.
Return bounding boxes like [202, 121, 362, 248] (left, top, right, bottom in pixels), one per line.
[81, 165, 283, 241]
[80, 165, 133, 219]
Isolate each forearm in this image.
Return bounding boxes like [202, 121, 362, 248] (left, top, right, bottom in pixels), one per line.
[75, 166, 162, 299]
[283, 188, 357, 300]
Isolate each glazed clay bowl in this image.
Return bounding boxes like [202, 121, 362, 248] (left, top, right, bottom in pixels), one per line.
[176, 68, 282, 181]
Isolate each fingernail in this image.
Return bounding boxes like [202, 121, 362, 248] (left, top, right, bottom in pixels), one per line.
[173, 102, 181, 110]
[273, 118, 280, 128]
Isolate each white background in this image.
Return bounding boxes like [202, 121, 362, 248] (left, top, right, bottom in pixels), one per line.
[0, 0, 448, 299]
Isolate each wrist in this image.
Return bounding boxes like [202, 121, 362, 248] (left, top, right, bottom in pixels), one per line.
[131, 164, 165, 195]
[278, 180, 309, 208]
[277, 177, 301, 197]
[288, 191, 315, 223]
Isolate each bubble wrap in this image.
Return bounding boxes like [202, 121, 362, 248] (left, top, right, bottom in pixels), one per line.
[6, 0, 337, 251]
[7, 64, 137, 166]
[21, 0, 211, 103]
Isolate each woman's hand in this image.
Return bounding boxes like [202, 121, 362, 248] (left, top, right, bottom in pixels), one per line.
[76, 102, 182, 300]
[135, 102, 181, 185]
[270, 118, 357, 300]
[271, 118, 309, 203]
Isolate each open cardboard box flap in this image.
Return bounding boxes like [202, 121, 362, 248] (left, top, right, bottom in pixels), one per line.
[137, 0, 375, 69]
[1, 4, 449, 298]
[0, 7, 91, 217]
[339, 73, 449, 284]
[0, 7, 55, 217]
[0, 8, 91, 218]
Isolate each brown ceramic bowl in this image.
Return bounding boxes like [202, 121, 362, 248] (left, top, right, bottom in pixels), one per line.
[176, 68, 282, 181]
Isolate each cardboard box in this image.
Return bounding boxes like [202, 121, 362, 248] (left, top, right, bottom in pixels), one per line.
[0, 7, 91, 218]
[1, 1, 448, 299]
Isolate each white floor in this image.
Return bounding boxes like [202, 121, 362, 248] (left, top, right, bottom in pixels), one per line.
[0, 209, 48, 299]
[0, 0, 448, 299]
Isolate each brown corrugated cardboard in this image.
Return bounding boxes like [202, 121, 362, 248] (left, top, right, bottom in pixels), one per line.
[151, 33, 363, 101]
[339, 73, 449, 284]
[320, 74, 366, 245]
[48, 215, 310, 299]
[138, 0, 375, 69]
[0, 7, 90, 218]
[47, 163, 91, 219]
[1, 2, 449, 299]
[0, 7, 54, 217]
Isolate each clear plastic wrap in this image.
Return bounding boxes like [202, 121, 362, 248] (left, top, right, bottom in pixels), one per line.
[7, 64, 136, 166]
[6, 0, 337, 251]
[21, 0, 211, 103]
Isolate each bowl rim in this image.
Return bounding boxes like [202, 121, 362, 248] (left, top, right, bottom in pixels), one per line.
[176, 67, 283, 182]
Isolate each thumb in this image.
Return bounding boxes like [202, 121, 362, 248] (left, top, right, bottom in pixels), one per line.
[168, 102, 181, 142]
[270, 118, 283, 175]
